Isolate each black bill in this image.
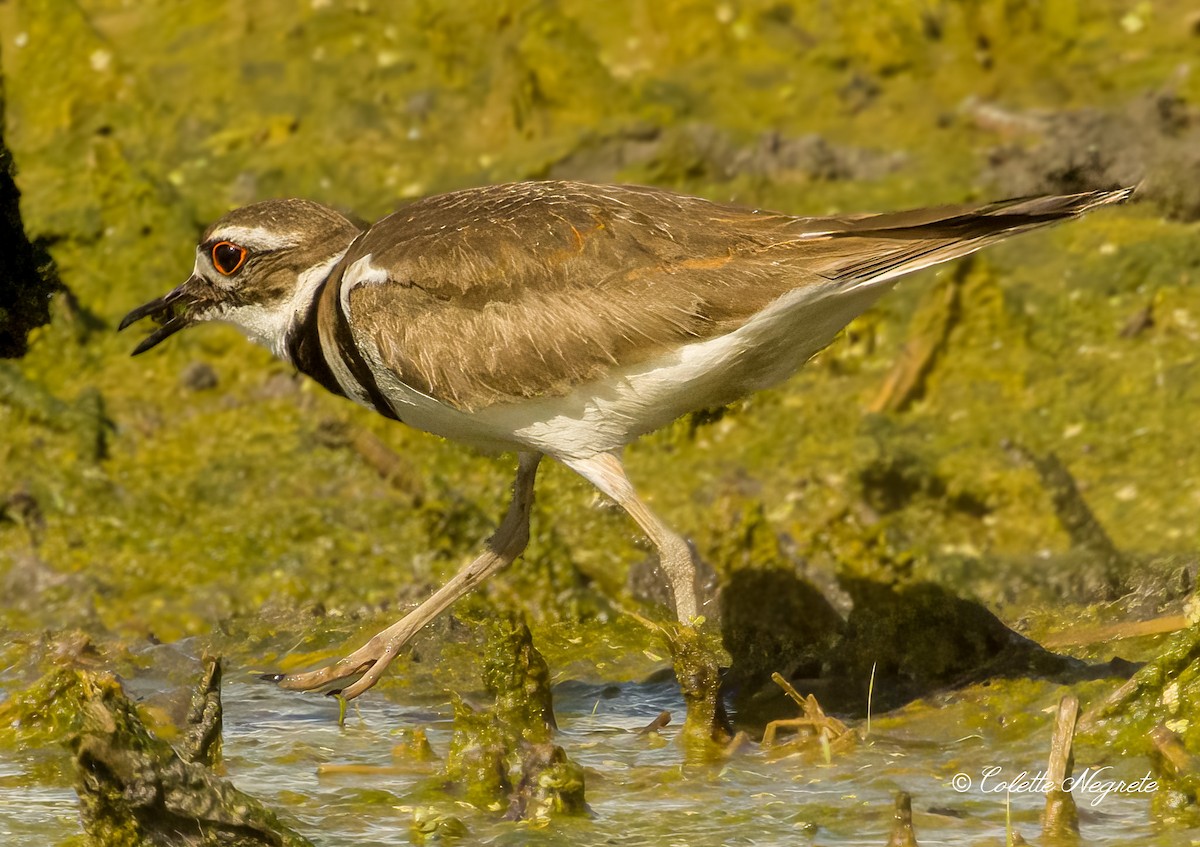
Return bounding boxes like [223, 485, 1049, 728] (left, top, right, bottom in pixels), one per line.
[119, 278, 205, 356]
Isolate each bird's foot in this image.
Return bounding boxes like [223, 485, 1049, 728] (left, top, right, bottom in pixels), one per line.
[264, 625, 411, 700]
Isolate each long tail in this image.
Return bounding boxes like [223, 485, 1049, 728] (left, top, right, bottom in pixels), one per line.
[816, 186, 1134, 287]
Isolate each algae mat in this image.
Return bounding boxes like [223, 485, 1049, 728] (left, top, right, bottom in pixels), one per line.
[1, 1, 1199, 844]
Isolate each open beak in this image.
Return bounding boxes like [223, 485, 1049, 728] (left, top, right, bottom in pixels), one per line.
[119, 276, 208, 355]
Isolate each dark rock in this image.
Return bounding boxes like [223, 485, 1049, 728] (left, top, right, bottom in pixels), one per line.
[180, 361, 218, 391]
[981, 91, 1200, 221]
[179, 657, 222, 768]
[72, 666, 312, 847]
[0, 665, 313, 846]
[505, 742, 587, 820]
[549, 123, 905, 187]
[0, 56, 61, 359]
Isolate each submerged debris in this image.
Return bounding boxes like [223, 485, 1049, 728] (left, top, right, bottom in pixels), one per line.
[444, 612, 585, 820]
[317, 727, 439, 777]
[1041, 694, 1080, 839]
[885, 791, 919, 847]
[762, 672, 853, 753]
[0, 661, 315, 847]
[394, 727, 438, 763]
[636, 710, 671, 735]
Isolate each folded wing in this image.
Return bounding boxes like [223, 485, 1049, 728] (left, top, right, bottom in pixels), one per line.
[342, 181, 1130, 411]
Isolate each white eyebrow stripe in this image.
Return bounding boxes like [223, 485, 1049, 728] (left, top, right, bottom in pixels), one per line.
[206, 225, 301, 252]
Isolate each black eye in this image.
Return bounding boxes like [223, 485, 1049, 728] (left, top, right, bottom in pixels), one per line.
[212, 241, 248, 276]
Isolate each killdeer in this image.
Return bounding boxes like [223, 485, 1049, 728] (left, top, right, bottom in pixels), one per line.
[121, 180, 1131, 699]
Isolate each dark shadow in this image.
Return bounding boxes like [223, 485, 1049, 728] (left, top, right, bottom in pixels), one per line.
[720, 570, 1137, 730]
[719, 567, 845, 725]
[1, 67, 62, 359]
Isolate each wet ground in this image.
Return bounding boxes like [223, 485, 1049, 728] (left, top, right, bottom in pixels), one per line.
[2, 0, 1200, 843]
[0, 655, 1169, 846]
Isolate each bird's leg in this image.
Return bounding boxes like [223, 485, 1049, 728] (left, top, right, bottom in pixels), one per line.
[565, 451, 731, 744]
[564, 451, 698, 622]
[273, 452, 542, 699]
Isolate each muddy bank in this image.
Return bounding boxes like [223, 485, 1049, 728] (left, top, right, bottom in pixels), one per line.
[1, 0, 1198, 843]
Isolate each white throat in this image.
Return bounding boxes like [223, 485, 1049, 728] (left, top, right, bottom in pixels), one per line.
[215, 250, 346, 360]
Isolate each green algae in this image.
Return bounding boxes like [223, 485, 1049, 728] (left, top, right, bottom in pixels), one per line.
[0, 665, 311, 847]
[664, 622, 731, 749]
[1081, 624, 1200, 752]
[479, 612, 557, 738]
[409, 807, 469, 842]
[0, 667, 100, 755]
[443, 612, 585, 818]
[1, 0, 1196, 649]
[1073, 622, 1200, 826]
[0, 0, 1198, 843]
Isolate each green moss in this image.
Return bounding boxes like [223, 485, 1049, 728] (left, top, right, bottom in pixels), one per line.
[668, 623, 731, 750]
[444, 694, 512, 805]
[443, 612, 585, 817]
[2, 0, 1195, 651]
[0, 668, 101, 753]
[1, 0, 1198, 840]
[481, 612, 556, 741]
[1083, 624, 1200, 754]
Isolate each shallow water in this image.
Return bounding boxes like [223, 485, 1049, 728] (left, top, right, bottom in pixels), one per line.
[2, 2, 1197, 844]
[0, 665, 1165, 846]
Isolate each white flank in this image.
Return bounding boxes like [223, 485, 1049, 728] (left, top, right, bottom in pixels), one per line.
[476, 276, 897, 459]
[354, 273, 899, 459]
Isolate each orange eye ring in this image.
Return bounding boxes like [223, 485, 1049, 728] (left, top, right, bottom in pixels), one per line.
[212, 241, 248, 276]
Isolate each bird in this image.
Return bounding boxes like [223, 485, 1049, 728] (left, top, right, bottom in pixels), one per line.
[120, 180, 1131, 700]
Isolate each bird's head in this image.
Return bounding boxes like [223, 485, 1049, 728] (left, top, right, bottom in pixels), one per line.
[120, 199, 363, 358]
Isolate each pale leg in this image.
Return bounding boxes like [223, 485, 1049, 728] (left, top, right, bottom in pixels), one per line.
[564, 450, 699, 622]
[274, 452, 542, 699]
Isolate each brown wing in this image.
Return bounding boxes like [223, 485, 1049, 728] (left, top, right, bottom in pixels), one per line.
[343, 181, 1129, 411]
